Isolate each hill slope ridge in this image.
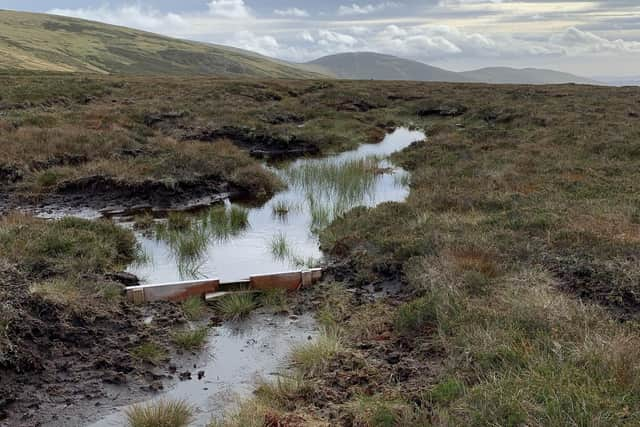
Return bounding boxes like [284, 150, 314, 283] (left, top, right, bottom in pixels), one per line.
[309, 52, 598, 84]
[0, 9, 321, 78]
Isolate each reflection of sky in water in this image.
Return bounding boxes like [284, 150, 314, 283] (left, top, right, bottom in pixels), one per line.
[128, 128, 425, 283]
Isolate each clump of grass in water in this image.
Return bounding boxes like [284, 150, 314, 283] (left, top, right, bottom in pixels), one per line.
[283, 157, 382, 235]
[272, 200, 292, 221]
[229, 205, 249, 230]
[155, 221, 209, 279]
[216, 293, 257, 321]
[285, 157, 379, 217]
[152, 205, 250, 279]
[290, 255, 321, 269]
[270, 232, 291, 262]
[181, 296, 206, 320]
[126, 399, 193, 427]
[269, 232, 320, 268]
[205, 205, 250, 241]
[166, 212, 192, 231]
[172, 326, 209, 350]
[307, 194, 332, 233]
[394, 171, 411, 188]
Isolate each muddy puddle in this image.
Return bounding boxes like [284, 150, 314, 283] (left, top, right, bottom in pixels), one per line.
[36, 128, 425, 426]
[89, 312, 317, 427]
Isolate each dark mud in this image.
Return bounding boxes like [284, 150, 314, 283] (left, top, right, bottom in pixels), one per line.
[180, 125, 321, 159]
[1, 175, 249, 218]
[0, 262, 207, 427]
[301, 275, 441, 425]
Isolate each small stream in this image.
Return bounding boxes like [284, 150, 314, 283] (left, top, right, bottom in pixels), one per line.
[85, 128, 425, 426]
[127, 128, 425, 284]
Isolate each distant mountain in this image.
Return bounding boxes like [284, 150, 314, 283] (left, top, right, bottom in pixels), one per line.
[593, 76, 640, 86]
[0, 10, 321, 78]
[0, 10, 604, 84]
[307, 52, 472, 82]
[308, 52, 599, 85]
[459, 67, 599, 85]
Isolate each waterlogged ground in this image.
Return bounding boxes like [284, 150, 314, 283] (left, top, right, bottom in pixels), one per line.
[128, 128, 425, 283]
[81, 128, 425, 426]
[90, 312, 317, 427]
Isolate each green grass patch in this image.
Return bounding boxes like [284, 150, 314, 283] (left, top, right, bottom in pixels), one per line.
[270, 232, 291, 262]
[126, 399, 193, 427]
[0, 214, 139, 277]
[216, 293, 257, 321]
[131, 342, 167, 364]
[428, 378, 466, 405]
[346, 396, 416, 427]
[181, 296, 206, 320]
[291, 328, 343, 377]
[393, 295, 438, 335]
[172, 326, 209, 351]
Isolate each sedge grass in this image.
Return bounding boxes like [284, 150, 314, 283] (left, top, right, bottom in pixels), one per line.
[131, 342, 167, 364]
[216, 293, 257, 321]
[172, 326, 209, 351]
[291, 327, 343, 377]
[126, 399, 193, 427]
[181, 296, 206, 320]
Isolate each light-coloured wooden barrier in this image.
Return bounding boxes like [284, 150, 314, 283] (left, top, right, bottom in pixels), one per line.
[126, 268, 323, 303]
[126, 279, 220, 303]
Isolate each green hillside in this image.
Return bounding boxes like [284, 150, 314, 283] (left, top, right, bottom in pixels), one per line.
[0, 10, 322, 78]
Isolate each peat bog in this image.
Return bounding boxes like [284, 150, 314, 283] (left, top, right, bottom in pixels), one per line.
[1, 75, 640, 426]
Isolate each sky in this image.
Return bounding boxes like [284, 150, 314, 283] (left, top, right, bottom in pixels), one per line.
[2, 1, 640, 77]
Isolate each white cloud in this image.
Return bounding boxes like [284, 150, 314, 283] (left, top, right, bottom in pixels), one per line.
[317, 30, 359, 47]
[550, 27, 640, 55]
[301, 31, 315, 43]
[207, 0, 251, 19]
[274, 8, 309, 17]
[46, 2, 640, 75]
[48, 5, 189, 35]
[338, 2, 400, 16]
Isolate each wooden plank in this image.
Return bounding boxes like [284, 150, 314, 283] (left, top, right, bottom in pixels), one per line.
[127, 269, 324, 303]
[249, 268, 323, 291]
[126, 279, 220, 303]
[250, 271, 303, 291]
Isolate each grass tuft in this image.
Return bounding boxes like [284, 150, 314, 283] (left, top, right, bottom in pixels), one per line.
[126, 399, 193, 427]
[181, 296, 206, 320]
[131, 342, 166, 365]
[291, 328, 343, 377]
[346, 395, 416, 427]
[270, 232, 290, 262]
[216, 293, 257, 321]
[172, 326, 209, 351]
[228, 205, 249, 230]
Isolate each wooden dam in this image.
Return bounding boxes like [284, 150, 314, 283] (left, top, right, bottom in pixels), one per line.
[125, 268, 323, 304]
